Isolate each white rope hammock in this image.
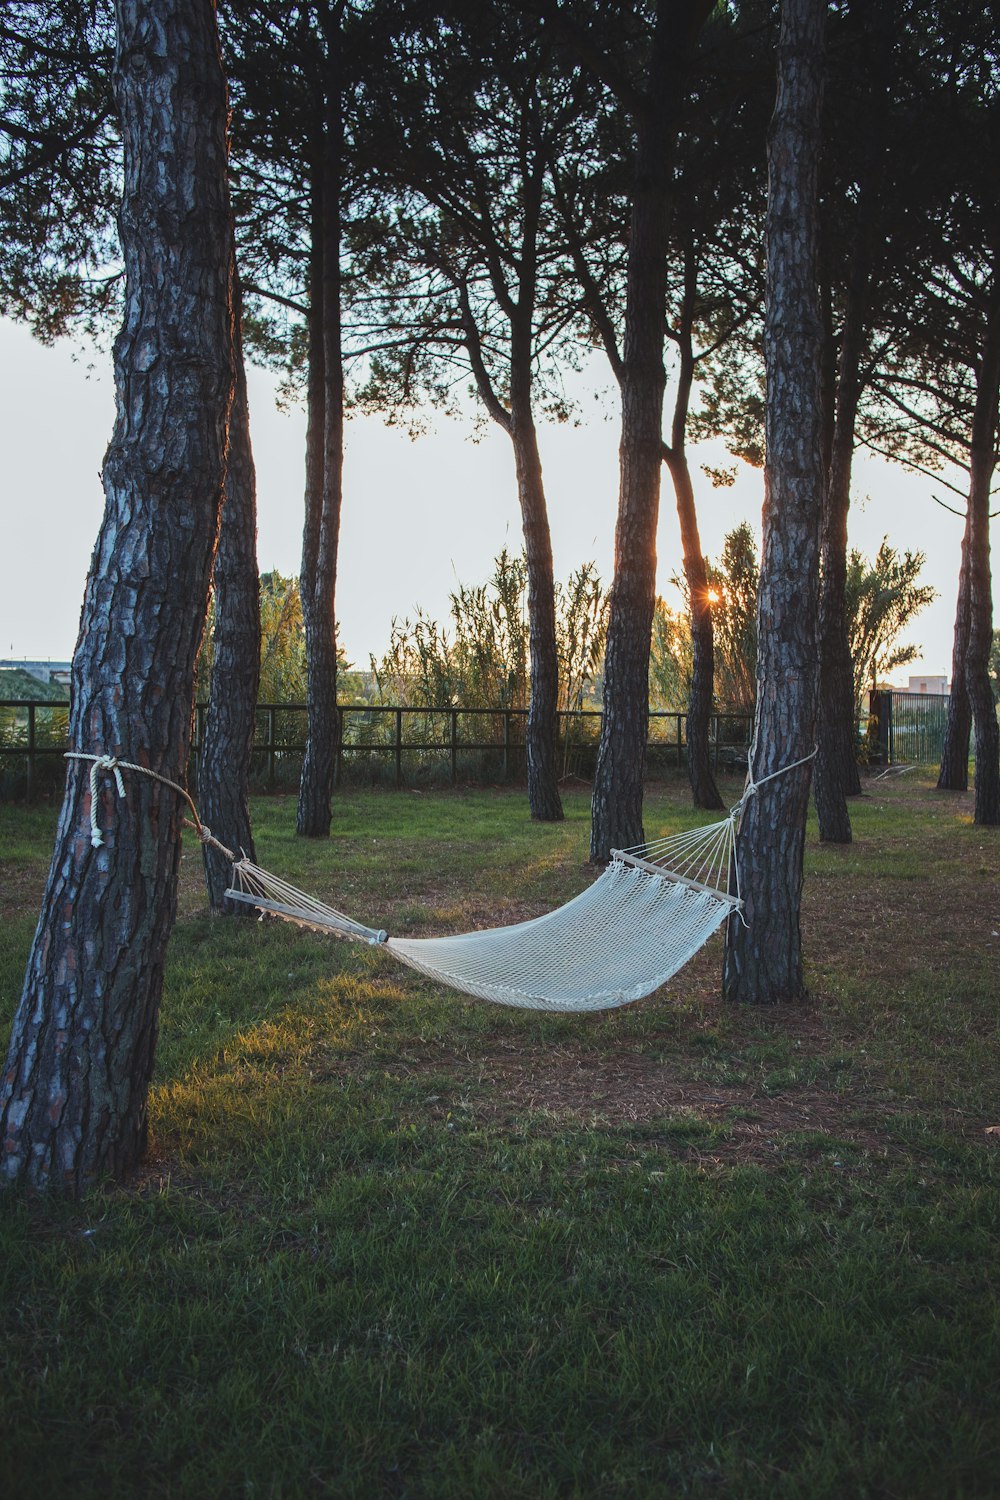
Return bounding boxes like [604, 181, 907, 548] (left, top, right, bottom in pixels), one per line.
[66, 747, 815, 1014]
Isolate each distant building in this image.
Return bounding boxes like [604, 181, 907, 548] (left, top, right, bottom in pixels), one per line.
[905, 674, 949, 696]
[0, 660, 72, 690]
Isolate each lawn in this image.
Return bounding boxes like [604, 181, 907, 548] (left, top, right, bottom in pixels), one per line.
[1, 772, 998, 1498]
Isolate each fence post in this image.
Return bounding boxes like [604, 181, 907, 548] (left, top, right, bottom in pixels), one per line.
[870, 689, 892, 767]
[676, 713, 683, 769]
[193, 703, 206, 794]
[395, 708, 403, 787]
[503, 710, 511, 781]
[26, 702, 35, 801]
[450, 708, 458, 786]
[267, 707, 276, 787]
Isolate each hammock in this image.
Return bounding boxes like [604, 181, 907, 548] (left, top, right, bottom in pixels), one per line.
[67, 748, 815, 1016]
[222, 816, 742, 1013]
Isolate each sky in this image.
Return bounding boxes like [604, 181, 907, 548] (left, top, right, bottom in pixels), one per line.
[0, 314, 983, 684]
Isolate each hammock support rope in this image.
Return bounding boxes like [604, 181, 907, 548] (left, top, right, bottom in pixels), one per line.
[65, 745, 815, 1013]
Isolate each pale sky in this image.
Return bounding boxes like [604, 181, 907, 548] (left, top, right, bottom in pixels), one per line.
[0, 314, 978, 682]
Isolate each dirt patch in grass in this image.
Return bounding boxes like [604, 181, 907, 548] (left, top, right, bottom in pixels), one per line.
[1, 863, 46, 920]
[358, 1034, 893, 1166]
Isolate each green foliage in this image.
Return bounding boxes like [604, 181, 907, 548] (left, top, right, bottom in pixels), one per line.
[556, 560, 608, 713]
[705, 521, 759, 715]
[0, 669, 66, 703]
[845, 539, 937, 718]
[0, 1, 121, 342]
[648, 599, 692, 710]
[371, 549, 608, 716]
[0, 673, 69, 797]
[663, 527, 935, 723]
[197, 572, 360, 707]
[658, 522, 760, 714]
[257, 571, 308, 703]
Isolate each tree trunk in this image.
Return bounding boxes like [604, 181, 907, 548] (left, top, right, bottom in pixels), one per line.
[589, 205, 667, 861]
[0, 0, 234, 1191]
[814, 26, 892, 838]
[723, 0, 826, 1005]
[661, 246, 723, 812]
[297, 42, 343, 839]
[590, 0, 711, 862]
[512, 412, 564, 821]
[200, 273, 260, 908]
[663, 447, 723, 811]
[458, 171, 564, 823]
[937, 523, 972, 790]
[815, 292, 871, 839]
[814, 399, 860, 841]
[966, 257, 1000, 826]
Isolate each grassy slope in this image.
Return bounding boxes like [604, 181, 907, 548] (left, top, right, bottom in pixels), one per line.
[0, 775, 997, 1499]
[0, 667, 67, 701]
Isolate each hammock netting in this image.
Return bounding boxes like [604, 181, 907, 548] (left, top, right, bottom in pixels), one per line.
[224, 814, 742, 1013]
[69, 725, 817, 1016]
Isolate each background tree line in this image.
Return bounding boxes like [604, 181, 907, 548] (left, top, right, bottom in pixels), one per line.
[3, 0, 995, 845]
[1, 0, 997, 1188]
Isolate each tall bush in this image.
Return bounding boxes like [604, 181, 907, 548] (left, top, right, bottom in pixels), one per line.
[371, 549, 608, 719]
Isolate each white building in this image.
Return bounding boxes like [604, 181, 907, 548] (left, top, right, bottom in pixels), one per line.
[905, 674, 949, 696]
[0, 659, 72, 689]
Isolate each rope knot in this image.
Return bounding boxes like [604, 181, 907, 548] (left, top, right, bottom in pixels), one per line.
[95, 755, 127, 799]
[83, 754, 126, 846]
[65, 748, 240, 860]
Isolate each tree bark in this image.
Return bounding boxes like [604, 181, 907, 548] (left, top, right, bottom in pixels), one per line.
[512, 411, 564, 821]
[0, 0, 234, 1191]
[457, 161, 564, 821]
[937, 523, 973, 790]
[815, 266, 873, 839]
[814, 364, 862, 841]
[591, 0, 712, 863]
[663, 447, 723, 809]
[966, 256, 1000, 826]
[200, 271, 260, 908]
[509, 238, 563, 821]
[814, 14, 893, 839]
[661, 252, 722, 812]
[723, 0, 826, 1005]
[297, 27, 343, 839]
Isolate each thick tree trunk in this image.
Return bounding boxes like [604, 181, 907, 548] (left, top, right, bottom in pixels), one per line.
[937, 520, 973, 790]
[200, 275, 260, 909]
[816, 301, 871, 840]
[966, 262, 1000, 825]
[589, 226, 667, 860]
[0, 0, 234, 1191]
[458, 178, 564, 822]
[814, 111, 890, 839]
[723, 0, 826, 1005]
[815, 0, 892, 836]
[661, 248, 723, 812]
[968, 520, 1000, 824]
[512, 412, 564, 821]
[590, 6, 681, 861]
[814, 405, 860, 841]
[297, 57, 343, 839]
[663, 447, 723, 811]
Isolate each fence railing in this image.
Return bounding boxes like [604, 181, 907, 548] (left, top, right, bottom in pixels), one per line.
[868, 690, 951, 767]
[1, 699, 752, 798]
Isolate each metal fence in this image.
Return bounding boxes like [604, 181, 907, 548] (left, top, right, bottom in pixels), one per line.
[868, 690, 951, 766]
[0, 699, 752, 798]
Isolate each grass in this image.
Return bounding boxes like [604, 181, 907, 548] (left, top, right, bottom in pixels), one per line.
[1, 772, 999, 1498]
